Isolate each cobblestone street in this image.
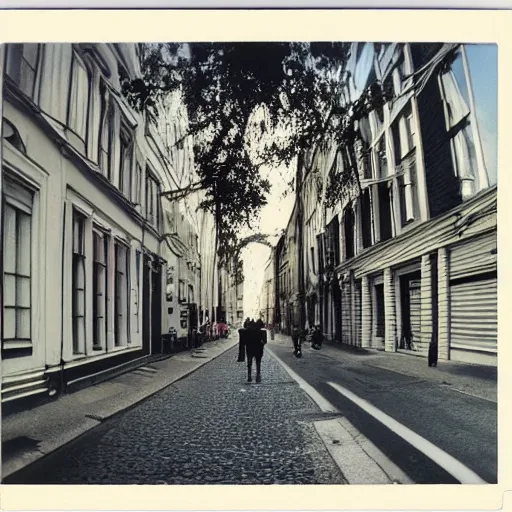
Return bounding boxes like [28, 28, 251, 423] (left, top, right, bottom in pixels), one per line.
[7, 346, 345, 485]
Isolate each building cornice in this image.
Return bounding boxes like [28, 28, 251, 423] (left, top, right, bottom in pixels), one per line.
[334, 185, 497, 279]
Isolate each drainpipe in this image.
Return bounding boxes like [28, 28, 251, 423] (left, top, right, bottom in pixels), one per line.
[58, 202, 67, 395]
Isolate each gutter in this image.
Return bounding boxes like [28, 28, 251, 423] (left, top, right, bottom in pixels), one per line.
[58, 201, 67, 395]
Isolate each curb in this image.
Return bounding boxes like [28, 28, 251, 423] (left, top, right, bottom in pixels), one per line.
[2, 339, 238, 483]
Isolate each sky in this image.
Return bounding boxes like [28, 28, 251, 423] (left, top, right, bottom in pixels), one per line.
[241, 162, 295, 319]
[465, 44, 498, 186]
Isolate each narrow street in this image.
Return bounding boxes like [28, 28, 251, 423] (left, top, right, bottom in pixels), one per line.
[4, 333, 496, 485]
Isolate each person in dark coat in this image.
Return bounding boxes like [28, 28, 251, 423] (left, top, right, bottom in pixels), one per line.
[245, 320, 266, 383]
[312, 325, 323, 350]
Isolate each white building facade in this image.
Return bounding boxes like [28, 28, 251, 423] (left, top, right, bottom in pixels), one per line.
[1, 43, 219, 409]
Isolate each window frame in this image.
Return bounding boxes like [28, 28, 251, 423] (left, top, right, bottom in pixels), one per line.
[119, 122, 134, 199]
[98, 80, 116, 181]
[67, 50, 92, 151]
[6, 43, 42, 101]
[2, 181, 34, 351]
[145, 168, 161, 229]
[114, 240, 131, 347]
[92, 228, 109, 351]
[72, 209, 87, 355]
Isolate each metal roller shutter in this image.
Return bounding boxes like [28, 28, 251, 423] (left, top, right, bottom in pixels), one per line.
[341, 285, 351, 344]
[450, 278, 497, 352]
[354, 280, 362, 346]
[450, 232, 497, 280]
[409, 279, 422, 347]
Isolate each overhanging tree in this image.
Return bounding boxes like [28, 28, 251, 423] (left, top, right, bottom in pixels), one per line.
[122, 43, 376, 258]
[123, 42, 397, 327]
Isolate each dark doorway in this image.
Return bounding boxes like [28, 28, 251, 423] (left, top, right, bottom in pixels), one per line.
[332, 278, 342, 342]
[188, 303, 198, 348]
[151, 260, 162, 355]
[399, 270, 422, 350]
[429, 253, 439, 367]
[142, 254, 151, 354]
[375, 283, 386, 346]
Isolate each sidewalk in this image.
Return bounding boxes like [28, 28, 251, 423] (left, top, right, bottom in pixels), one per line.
[2, 336, 238, 480]
[270, 332, 497, 403]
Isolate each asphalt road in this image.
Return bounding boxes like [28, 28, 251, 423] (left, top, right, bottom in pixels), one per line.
[269, 336, 497, 484]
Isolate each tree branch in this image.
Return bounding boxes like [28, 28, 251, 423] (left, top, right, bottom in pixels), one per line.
[160, 180, 204, 200]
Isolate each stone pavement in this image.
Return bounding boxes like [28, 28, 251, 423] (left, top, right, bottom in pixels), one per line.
[5, 344, 347, 485]
[271, 332, 497, 403]
[2, 337, 238, 480]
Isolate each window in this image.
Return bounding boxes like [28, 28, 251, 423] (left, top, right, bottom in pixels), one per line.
[92, 230, 108, 350]
[393, 110, 419, 226]
[145, 170, 160, 228]
[344, 207, 355, 259]
[72, 210, 87, 354]
[393, 55, 408, 96]
[114, 242, 130, 346]
[179, 280, 186, 302]
[361, 188, 373, 249]
[405, 114, 415, 153]
[439, 57, 479, 193]
[133, 164, 142, 205]
[378, 181, 393, 242]
[3, 178, 33, 351]
[119, 125, 133, 198]
[6, 44, 41, 99]
[68, 52, 90, 144]
[316, 234, 324, 274]
[375, 136, 388, 178]
[326, 216, 340, 267]
[98, 82, 115, 180]
[359, 140, 372, 180]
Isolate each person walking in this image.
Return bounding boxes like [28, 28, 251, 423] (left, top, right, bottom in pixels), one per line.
[291, 325, 302, 358]
[245, 320, 267, 383]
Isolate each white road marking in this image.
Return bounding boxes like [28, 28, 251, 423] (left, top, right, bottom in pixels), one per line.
[267, 347, 413, 484]
[327, 381, 487, 484]
[267, 348, 337, 413]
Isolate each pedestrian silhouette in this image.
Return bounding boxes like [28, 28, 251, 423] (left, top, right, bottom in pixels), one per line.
[242, 320, 267, 383]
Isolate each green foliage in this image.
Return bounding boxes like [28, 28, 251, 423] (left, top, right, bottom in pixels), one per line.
[122, 42, 386, 258]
